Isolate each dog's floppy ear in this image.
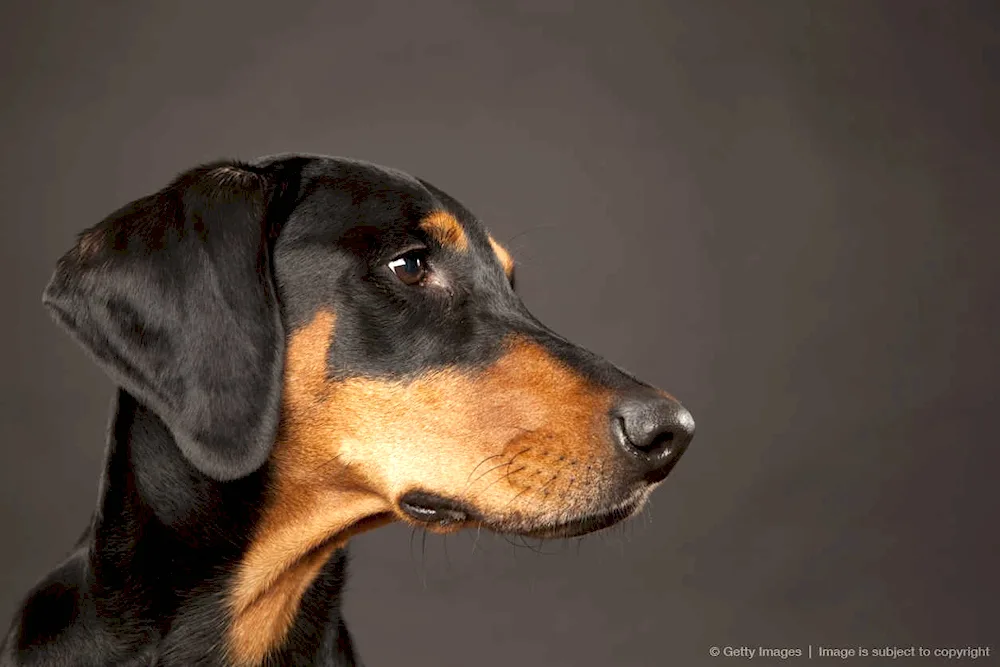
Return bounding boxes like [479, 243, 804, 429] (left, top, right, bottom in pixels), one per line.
[42, 161, 291, 481]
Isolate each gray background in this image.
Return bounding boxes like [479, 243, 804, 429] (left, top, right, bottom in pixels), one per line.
[1, 1, 997, 665]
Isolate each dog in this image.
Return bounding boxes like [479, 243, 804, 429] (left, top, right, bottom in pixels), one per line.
[1, 154, 695, 666]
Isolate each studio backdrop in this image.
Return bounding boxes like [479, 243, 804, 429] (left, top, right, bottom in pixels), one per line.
[1, 2, 997, 666]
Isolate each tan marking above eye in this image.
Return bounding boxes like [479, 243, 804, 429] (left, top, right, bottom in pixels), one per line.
[488, 236, 515, 278]
[419, 210, 468, 251]
[228, 309, 615, 664]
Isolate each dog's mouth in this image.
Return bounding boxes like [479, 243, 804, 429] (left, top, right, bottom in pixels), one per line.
[397, 489, 646, 539]
[513, 497, 645, 539]
[398, 490, 476, 528]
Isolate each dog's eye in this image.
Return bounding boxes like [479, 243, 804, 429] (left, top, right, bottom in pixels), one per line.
[388, 250, 428, 286]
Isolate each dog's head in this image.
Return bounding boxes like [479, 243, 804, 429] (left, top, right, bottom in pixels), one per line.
[43, 155, 694, 660]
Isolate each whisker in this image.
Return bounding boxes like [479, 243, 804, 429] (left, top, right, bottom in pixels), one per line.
[501, 533, 523, 555]
[469, 465, 527, 501]
[470, 525, 484, 556]
[465, 452, 506, 484]
[497, 484, 534, 512]
[515, 535, 546, 555]
[420, 530, 428, 590]
[307, 452, 345, 475]
[462, 447, 532, 495]
[505, 223, 566, 248]
[496, 458, 579, 521]
[442, 533, 452, 572]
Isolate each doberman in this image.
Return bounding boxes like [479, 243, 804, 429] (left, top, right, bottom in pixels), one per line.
[1, 154, 695, 666]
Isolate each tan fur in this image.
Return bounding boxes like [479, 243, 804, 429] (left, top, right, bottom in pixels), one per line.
[420, 210, 468, 251]
[488, 236, 515, 278]
[229, 542, 336, 665]
[228, 310, 615, 664]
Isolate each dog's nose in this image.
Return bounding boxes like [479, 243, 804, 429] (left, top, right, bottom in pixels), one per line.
[611, 392, 695, 482]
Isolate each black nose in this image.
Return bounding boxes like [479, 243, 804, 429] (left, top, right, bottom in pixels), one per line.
[611, 392, 695, 482]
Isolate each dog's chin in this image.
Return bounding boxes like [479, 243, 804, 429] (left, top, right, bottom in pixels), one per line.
[397, 488, 650, 539]
[507, 490, 649, 539]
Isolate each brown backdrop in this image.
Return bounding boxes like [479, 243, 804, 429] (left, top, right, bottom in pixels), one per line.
[1, 2, 997, 665]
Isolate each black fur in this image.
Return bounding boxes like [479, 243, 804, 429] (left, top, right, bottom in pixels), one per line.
[2, 154, 687, 666]
[41, 163, 287, 482]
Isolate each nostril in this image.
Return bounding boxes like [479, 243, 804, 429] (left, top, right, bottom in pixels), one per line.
[616, 415, 673, 457]
[645, 430, 675, 457]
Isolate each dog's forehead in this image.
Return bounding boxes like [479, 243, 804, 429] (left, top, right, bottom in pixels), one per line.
[261, 153, 486, 241]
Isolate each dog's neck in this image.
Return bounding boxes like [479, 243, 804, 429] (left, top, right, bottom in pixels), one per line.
[80, 389, 360, 666]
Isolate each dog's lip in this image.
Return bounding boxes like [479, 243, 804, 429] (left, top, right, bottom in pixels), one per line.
[398, 489, 646, 538]
[398, 490, 478, 527]
[511, 496, 645, 539]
